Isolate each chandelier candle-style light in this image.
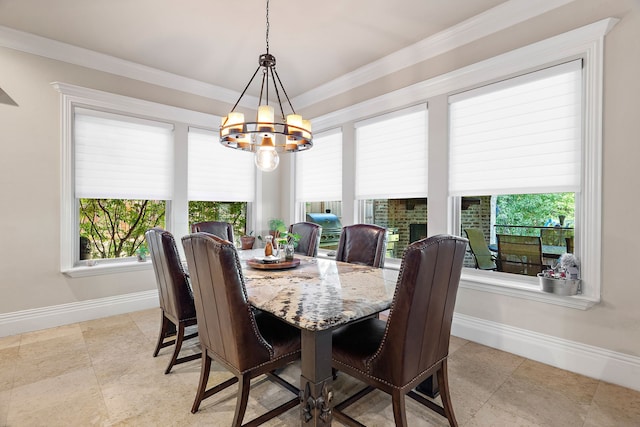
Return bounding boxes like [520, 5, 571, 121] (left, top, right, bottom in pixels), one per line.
[219, 0, 312, 172]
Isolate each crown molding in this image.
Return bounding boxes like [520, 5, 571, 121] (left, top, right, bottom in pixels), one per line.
[292, 0, 576, 109]
[310, 17, 618, 132]
[0, 0, 574, 110]
[0, 24, 257, 108]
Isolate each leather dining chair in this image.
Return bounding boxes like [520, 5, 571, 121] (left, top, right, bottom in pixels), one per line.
[145, 227, 201, 374]
[335, 223, 387, 268]
[288, 221, 322, 257]
[331, 234, 468, 427]
[181, 232, 301, 425]
[190, 221, 234, 242]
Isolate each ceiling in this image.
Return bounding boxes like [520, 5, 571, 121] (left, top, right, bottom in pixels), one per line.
[0, 0, 509, 101]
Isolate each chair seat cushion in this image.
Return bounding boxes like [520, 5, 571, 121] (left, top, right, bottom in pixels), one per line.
[332, 318, 386, 372]
[255, 311, 301, 358]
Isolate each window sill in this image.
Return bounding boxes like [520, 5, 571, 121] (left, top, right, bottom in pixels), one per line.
[63, 259, 153, 278]
[459, 269, 599, 310]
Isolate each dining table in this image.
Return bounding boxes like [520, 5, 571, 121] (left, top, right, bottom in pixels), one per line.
[237, 249, 399, 426]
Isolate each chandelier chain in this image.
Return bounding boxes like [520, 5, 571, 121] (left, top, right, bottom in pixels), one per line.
[265, 0, 270, 54]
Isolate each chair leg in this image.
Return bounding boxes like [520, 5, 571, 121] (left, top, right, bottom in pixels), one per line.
[164, 322, 186, 374]
[153, 312, 175, 357]
[191, 349, 212, 414]
[391, 390, 408, 427]
[232, 373, 251, 427]
[437, 360, 458, 427]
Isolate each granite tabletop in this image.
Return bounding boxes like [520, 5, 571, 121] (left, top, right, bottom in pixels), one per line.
[239, 249, 398, 331]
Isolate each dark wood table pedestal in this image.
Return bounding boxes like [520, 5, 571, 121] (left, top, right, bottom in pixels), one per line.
[416, 374, 439, 398]
[299, 329, 333, 426]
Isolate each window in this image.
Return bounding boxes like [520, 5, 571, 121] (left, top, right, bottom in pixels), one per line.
[308, 19, 611, 307]
[295, 129, 343, 248]
[355, 105, 428, 257]
[187, 128, 255, 244]
[56, 82, 235, 276]
[450, 60, 582, 278]
[75, 109, 174, 262]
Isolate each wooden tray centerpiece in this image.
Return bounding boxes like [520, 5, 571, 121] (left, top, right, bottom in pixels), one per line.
[247, 257, 300, 270]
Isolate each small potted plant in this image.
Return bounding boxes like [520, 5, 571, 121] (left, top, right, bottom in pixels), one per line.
[240, 231, 256, 250]
[136, 245, 149, 262]
[277, 231, 300, 261]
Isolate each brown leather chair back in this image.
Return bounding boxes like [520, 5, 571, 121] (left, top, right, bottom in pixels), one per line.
[335, 223, 387, 268]
[182, 232, 274, 372]
[145, 227, 196, 322]
[371, 234, 467, 386]
[288, 222, 322, 257]
[190, 221, 234, 243]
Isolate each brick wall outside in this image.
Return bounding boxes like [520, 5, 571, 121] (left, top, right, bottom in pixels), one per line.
[373, 198, 427, 258]
[367, 197, 493, 263]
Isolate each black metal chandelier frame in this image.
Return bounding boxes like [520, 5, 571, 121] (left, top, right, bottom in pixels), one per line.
[219, 0, 312, 153]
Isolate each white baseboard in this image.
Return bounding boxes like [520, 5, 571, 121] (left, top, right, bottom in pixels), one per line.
[0, 290, 159, 337]
[452, 312, 640, 393]
[1, 295, 638, 393]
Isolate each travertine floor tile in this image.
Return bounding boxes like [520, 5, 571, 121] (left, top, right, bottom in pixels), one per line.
[448, 341, 524, 403]
[449, 335, 469, 355]
[13, 330, 91, 389]
[583, 381, 640, 427]
[465, 401, 544, 426]
[0, 334, 20, 351]
[18, 323, 83, 346]
[0, 346, 18, 392]
[485, 374, 589, 426]
[0, 389, 11, 427]
[6, 367, 109, 426]
[128, 307, 163, 341]
[512, 359, 599, 406]
[4, 310, 640, 426]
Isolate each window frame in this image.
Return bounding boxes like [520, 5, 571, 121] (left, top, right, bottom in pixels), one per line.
[308, 18, 617, 309]
[54, 82, 244, 277]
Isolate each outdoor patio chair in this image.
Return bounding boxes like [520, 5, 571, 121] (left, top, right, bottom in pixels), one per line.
[464, 228, 497, 270]
[497, 234, 546, 276]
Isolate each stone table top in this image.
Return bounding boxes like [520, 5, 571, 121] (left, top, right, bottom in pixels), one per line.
[239, 249, 399, 331]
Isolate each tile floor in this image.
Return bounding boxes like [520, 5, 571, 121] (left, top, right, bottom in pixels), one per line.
[1, 308, 639, 426]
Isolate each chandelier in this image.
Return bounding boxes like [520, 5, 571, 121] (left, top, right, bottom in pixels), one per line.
[219, 0, 313, 172]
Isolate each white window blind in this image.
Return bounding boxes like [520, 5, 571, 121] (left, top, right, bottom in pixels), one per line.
[75, 108, 174, 200]
[295, 129, 342, 202]
[188, 128, 255, 202]
[355, 105, 428, 199]
[449, 60, 582, 196]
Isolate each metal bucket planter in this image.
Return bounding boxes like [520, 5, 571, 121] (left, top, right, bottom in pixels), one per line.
[538, 275, 581, 296]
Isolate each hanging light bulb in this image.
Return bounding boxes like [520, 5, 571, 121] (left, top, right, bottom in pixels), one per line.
[254, 136, 279, 172]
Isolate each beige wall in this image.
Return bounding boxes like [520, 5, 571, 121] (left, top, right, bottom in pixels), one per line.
[0, 0, 639, 363]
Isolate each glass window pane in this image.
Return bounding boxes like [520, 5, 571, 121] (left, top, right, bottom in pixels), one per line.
[79, 198, 166, 260]
[303, 201, 342, 250]
[360, 198, 427, 258]
[460, 193, 576, 276]
[188, 201, 247, 247]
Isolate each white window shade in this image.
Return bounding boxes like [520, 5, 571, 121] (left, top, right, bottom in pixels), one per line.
[295, 129, 342, 202]
[355, 105, 428, 199]
[75, 109, 174, 200]
[449, 60, 582, 196]
[188, 128, 255, 202]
